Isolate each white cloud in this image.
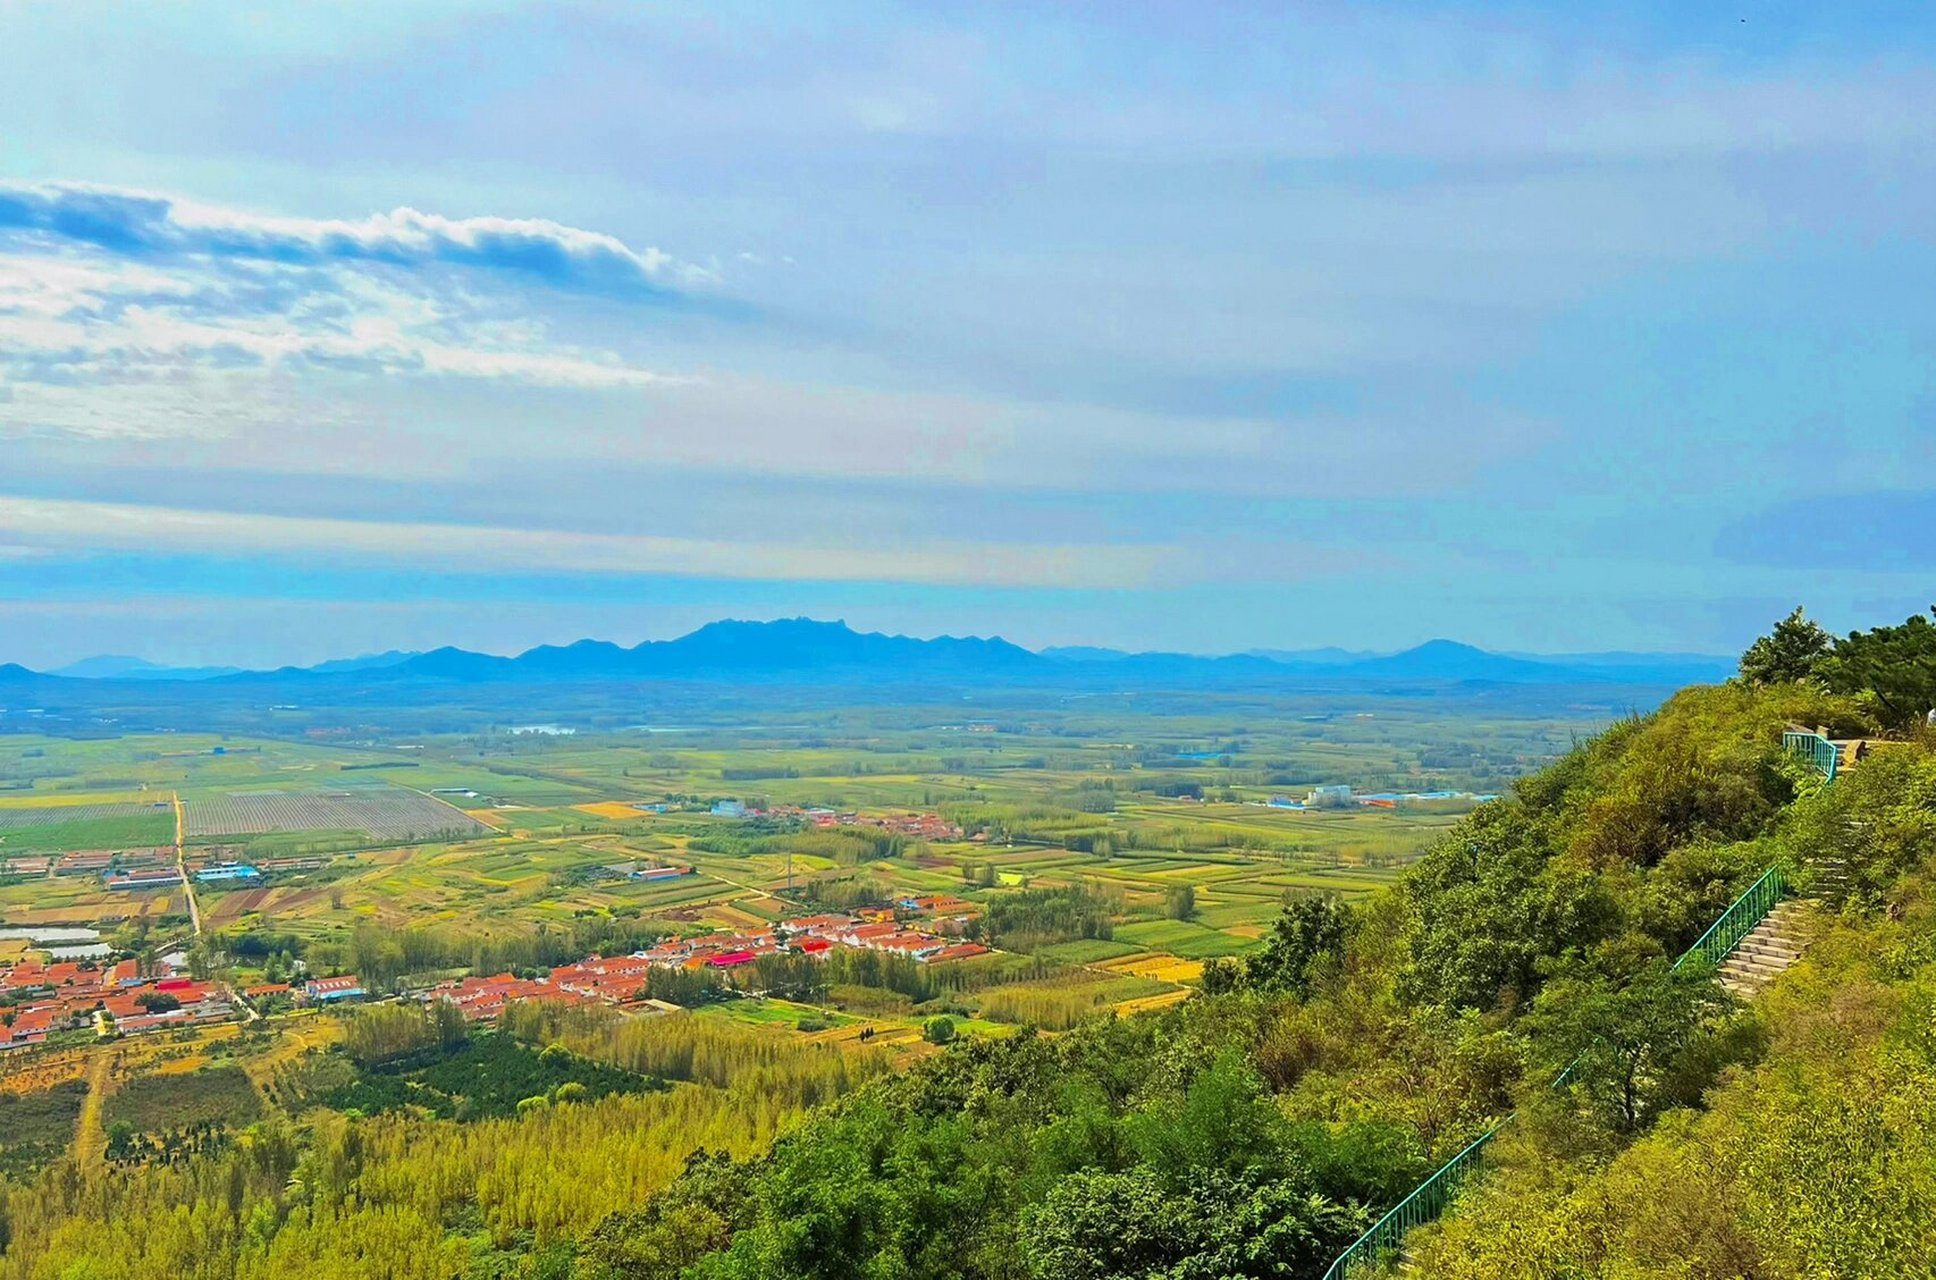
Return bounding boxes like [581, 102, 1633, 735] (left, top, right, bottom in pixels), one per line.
[0, 226, 683, 435]
[0, 495, 1179, 590]
[0, 180, 709, 293]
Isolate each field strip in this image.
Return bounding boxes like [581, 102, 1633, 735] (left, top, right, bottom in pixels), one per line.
[74, 1048, 114, 1179]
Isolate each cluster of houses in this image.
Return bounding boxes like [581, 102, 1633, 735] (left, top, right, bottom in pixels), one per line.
[103, 860, 265, 891]
[629, 896, 990, 970]
[428, 958, 687, 1022]
[0, 954, 378, 1051]
[769, 806, 965, 841]
[1266, 786, 1498, 811]
[103, 858, 323, 893]
[659, 800, 965, 843]
[2, 848, 174, 879]
[0, 957, 234, 1050]
[421, 896, 992, 1021]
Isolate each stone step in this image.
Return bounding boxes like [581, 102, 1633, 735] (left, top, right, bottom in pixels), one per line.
[1735, 942, 1801, 964]
[1719, 952, 1788, 972]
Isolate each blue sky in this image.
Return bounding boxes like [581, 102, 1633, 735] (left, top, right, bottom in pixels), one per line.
[1, 1, 1931, 667]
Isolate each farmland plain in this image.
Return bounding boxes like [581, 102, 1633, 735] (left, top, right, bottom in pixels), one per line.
[0, 689, 1594, 1037]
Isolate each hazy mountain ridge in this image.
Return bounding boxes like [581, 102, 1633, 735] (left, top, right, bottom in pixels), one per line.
[24, 619, 1734, 689]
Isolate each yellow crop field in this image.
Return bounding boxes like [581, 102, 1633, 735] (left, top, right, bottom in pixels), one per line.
[574, 801, 648, 821]
[1104, 953, 1204, 984]
[1110, 988, 1193, 1017]
[0, 791, 155, 810]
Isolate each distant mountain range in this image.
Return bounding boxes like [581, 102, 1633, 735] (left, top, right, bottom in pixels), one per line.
[47, 651, 421, 681]
[15, 619, 1736, 689]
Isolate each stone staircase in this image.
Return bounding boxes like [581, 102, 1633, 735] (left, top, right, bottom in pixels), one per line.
[1717, 900, 1810, 996]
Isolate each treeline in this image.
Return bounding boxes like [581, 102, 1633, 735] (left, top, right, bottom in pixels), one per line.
[688, 828, 907, 866]
[225, 915, 672, 991]
[978, 883, 1118, 951]
[0, 1017, 899, 1279]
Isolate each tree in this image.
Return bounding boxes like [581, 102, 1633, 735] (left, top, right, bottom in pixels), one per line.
[1164, 884, 1196, 921]
[1523, 959, 1734, 1134]
[135, 991, 181, 1013]
[1738, 607, 1832, 686]
[1814, 605, 1936, 729]
[923, 1015, 957, 1045]
[1247, 895, 1350, 998]
[1197, 957, 1242, 996]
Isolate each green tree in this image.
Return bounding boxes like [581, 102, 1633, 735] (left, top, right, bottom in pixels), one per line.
[1246, 896, 1349, 998]
[1738, 606, 1832, 686]
[1197, 956, 1242, 996]
[923, 1015, 958, 1045]
[1523, 959, 1734, 1134]
[1164, 884, 1196, 921]
[1814, 604, 1936, 728]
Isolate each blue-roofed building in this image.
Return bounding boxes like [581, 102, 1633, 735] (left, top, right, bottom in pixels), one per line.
[195, 864, 262, 883]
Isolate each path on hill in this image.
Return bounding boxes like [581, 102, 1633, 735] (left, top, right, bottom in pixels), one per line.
[73, 1048, 114, 1177]
[173, 792, 201, 937]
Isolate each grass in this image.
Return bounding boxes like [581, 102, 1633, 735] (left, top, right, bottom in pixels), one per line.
[1038, 937, 1143, 964]
[1115, 918, 1259, 958]
[0, 814, 175, 852]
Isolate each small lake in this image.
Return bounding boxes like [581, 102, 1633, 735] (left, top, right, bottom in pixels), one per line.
[0, 926, 102, 944]
[47, 944, 113, 960]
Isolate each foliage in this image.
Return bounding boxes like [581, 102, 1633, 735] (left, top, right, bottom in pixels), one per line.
[680, 1030, 1368, 1280]
[1411, 866, 1936, 1278]
[1245, 896, 1349, 998]
[104, 1066, 263, 1134]
[326, 1032, 656, 1122]
[1520, 958, 1745, 1134]
[342, 1000, 468, 1069]
[1738, 606, 1833, 686]
[1814, 604, 1936, 729]
[0, 1081, 87, 1178]
[981, 884, 1116, 951]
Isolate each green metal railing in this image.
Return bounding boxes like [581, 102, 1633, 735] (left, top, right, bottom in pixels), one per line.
[1320, 863, 1790, 1278]
[1673, 865, 1786, 972]
[1319, 1125, 1504, 1280]
[1782, 730, 1838, 781]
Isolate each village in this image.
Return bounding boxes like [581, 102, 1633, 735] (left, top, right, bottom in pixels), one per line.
[0, 892, 992, 1049]
[428, 893, 992, 1019]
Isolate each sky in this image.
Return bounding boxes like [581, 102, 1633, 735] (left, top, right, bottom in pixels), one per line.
[1, 1, 1932, 668]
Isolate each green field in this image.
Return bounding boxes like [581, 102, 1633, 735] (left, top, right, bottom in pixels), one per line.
[0, 813, 174, 852]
